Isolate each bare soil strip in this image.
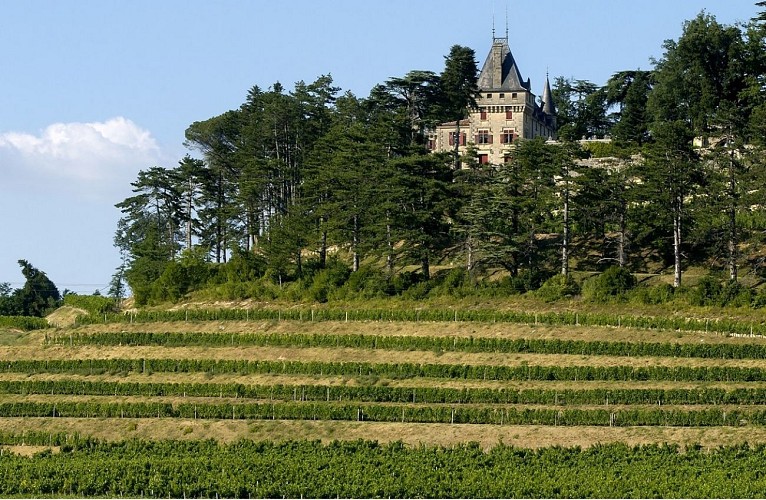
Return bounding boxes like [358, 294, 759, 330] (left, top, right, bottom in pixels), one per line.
[2, 393, 762, 414]
[0, 417, 764, 450]
[3, 372, 766, 391]
[6, 344, 766, 369]
[63, 319, 766, 346]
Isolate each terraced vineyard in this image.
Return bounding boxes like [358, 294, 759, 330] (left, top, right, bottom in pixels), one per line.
[5, 310, 766, 497]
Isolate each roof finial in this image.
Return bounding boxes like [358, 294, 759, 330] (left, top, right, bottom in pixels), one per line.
[505, 1, 509, 39]
[492, 1, 496, 40]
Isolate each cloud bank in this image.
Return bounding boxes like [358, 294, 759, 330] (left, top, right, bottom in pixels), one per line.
[0, 117, 170, 200]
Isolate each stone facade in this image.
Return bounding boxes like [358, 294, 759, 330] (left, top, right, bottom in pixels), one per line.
[429, 36, 557, 165]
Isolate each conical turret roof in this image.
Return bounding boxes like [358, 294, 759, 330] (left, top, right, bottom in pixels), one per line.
[477, 38, 529, 92]
[542, 75, 556, 115]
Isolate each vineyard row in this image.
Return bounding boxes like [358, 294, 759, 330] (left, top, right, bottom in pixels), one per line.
[0, 400, 759, 427]
[1, 437, 764, 498]
[75, 307, 766, 336]
[5, 358, 766, 381]
[4, 379, 766, 406]
[48, 330, 766, 360]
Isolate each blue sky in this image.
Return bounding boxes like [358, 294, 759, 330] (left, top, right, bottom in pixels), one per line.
[0, 0, 759, 294]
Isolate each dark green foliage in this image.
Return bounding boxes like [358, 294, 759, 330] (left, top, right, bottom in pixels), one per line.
[220, 247, 266, 283]
[3, 436, 766, 498]
[306, 258, 351, 303]
[629, 283, 675, 305]
[109, 16, 766, 306]
[687, 275, 753, 307]
[0, 315, 48, 330]
[552, 78, 610, 140]
[0, 282, 21, 316]
[582, 266, 637, 302]
[536, 274, 581, 302]
[62, 294, 116, 314]
[14, 260, 60, 317]
[337, 265, 392, 298]
[604, 70, 653, 147]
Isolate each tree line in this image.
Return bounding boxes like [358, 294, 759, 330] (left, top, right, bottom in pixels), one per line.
[0, 260, 60, 317]
[115, 9, 766, 305]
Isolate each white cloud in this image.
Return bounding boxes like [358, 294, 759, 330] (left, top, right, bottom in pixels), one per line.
[0, 117, 171, 200]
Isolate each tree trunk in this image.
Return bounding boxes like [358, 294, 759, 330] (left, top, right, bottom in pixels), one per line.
[186, 178, 193, 251]
[618, 210, 626, 268]
[728, 148, 738, 282]
[319, 216, 327, 268]
[421, 254, 430, 281]
[673, 203, 682, 288]
[561, 187, 569, 276]
[386, 212, 394, 277]
[295, 250, 302, 277]
[352, 213, 360, 273]
[466, 234, 474, 274]
[453, 121, 461, 170]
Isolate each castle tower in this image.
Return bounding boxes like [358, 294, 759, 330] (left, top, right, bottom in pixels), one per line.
[430, 34, 557, 166]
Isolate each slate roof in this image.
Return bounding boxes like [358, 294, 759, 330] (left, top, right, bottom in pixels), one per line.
[542, 76, 556, 116]
[477, 38, 530, 92]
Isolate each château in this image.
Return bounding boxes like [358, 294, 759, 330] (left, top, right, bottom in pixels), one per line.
[428, 34, 557, 165]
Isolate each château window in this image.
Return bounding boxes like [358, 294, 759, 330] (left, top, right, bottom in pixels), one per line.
[505, 109, 513, 120]
[512, 93, 517, 99]
[486, 93, 493, 98]
[499, 93, 505, 99]
[480, 109, 488, 120]
[476, 130, 492, 144]
[500, 130, 515, 144]
[479, 154, 489, 164]
[448, 132, 466, 146]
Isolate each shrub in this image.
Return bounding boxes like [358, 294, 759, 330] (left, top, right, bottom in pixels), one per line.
[687, 275, 723, 307]
[63, 294, 117, 314]
[336, 265, 391, 299]
[391, 271, 424, 296]
[581, 266, 636, 303]
[752, 287, 766, 309]
[535, 274, 581, 302]
[220, 248, 266, 283]
[306, 258, 351, 303]
[718, 280, 752, 308]
[152, 262, 188, 302]
[428, 268, 470, 298]
[629, 283, 675, 305]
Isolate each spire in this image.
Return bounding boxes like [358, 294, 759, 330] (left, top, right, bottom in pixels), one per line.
[492, 0, 496, 39]
[505, 2, 509, 40]
[542, 73, 556, 116]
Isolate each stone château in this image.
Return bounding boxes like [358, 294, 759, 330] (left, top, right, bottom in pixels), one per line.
[428, 35, 557, 165]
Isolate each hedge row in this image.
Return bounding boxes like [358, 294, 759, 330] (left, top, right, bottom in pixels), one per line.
[0, 400, 757, 426]
[6, 379, 766, 406]
[74, 307, 766, 336]
[49, 330, 766, 360]
[0, 316, 48, 331]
